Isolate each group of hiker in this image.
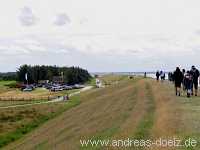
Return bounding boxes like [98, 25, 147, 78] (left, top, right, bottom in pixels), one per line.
[158, 66, 200, 98]
[156, 70, 166, 81]
[173, 66, 199, 97]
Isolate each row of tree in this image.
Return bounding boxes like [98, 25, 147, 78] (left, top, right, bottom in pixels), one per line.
[17, 65, 91, 85]
[0, 72, 17, 81]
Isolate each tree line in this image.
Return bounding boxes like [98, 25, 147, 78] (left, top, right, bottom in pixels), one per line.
[17, 65, 91, 85]
[0, 72, 17, 81]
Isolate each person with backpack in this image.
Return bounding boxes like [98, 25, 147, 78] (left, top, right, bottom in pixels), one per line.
[173, 67, 183, 96]
[184, 71, 193, 97]
[190, 66, 200, 96]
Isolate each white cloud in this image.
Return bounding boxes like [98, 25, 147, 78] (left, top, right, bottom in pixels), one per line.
[1, 0, 200, 72]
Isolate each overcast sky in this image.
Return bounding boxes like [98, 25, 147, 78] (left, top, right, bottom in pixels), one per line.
[1, 0, 200, 72]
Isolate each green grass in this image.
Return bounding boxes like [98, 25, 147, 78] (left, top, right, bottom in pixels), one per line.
[176, 96, 200, 150]
[34, 140, 48, 150]
[85, 77, 96, 86]
[0, 81, 16, 86]
[0, 81, 16, 90]
[0, 81, 17, 95]
[80, 126, 119, 150]
[0, 100, 46, 107]
[160, 82, 200, 150]
[0, 95, 81, 148]
[131, 82, 155, 150]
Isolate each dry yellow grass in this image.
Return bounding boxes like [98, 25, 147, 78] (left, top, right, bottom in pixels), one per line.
[0, 88, 78, 101]
[99, 74, 129, 86]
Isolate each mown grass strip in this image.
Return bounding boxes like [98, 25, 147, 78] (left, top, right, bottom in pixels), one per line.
[0, 95, 81, 149]
[132, 82, 156, 149]
[79, 82, 139, 150]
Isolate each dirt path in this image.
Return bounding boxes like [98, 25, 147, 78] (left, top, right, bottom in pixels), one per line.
[3, 79, 191, 150]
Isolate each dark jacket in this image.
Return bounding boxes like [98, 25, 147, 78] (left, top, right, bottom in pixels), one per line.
[190, 69, 199, 82]
[174, 69, 183, 85]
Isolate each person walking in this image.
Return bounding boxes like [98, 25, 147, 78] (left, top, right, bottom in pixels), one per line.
[156, 70, 160, 81]
[184, 71, 193, 97]
[173, 67, 183, 96]
[144, 72, 147, 78]
[160, 70, 165, 82]
[182, 69, 186, 91]
[168, 72, 171, 81]
[190, 66, 200, 96]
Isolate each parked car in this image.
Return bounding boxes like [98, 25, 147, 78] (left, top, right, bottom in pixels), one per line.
[29, 84, 36, 89]
[44, 84, 53, 89]
[72, 84, 85, 89]
[45, 85, 52, 89]
[37, 83, 43, 87]
[23, 87, 33, 92]
[20, 84, 27, 91]
[62, 85, 73, 90]
[50, 86, 63, 92]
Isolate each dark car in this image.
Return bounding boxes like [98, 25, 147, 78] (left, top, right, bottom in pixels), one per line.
[44, 84, 53, 89]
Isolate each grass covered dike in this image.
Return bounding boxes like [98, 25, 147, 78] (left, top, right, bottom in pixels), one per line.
[0, 95, 81, 148]
[5, 76, 200, 150]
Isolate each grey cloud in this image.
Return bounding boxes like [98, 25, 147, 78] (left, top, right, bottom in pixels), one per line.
[19, 6, 38, 26]
[0, 35, 80, 57]
[54, 13, 71, 26]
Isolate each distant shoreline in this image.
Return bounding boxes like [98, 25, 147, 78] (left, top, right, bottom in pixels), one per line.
[90, 72, 169, 75]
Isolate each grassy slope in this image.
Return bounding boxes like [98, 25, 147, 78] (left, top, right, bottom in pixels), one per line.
[0, 95, 81, 148]
[2, 77, 200, 150]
